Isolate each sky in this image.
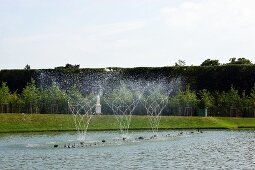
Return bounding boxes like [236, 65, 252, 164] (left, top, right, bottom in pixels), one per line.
[0, 0, 255, 69]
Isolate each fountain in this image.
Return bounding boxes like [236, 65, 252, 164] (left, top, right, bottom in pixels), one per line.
[67, 86, 98, 141]
[36, 70, 182, 144]
[142, 88, 168, 134]
[141, 83, 170, 135]
[104, 82, 140, 137]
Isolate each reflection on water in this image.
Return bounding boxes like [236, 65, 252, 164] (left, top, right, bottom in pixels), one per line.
[0, 130, 255, 169]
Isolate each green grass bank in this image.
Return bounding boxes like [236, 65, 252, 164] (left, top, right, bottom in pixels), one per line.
[1, 114, 255, 133]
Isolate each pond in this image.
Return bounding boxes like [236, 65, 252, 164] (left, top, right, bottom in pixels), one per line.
[0, 130, 255, 169]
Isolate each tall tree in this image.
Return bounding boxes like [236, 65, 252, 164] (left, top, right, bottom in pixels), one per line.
[201, 59, 220, 66]
[24, 64, 31, 69]
[0, 82, 11, 104]
[0, 82, 11, 113]
[175, 60, 186, 66]
[199, 89, 214, 109]
[171, 85, 198, 116]
[228, 57, 252, 65]
[9, 91, 22, 113]
[22, 79, 40, 113]
[40, 82, 67, 113]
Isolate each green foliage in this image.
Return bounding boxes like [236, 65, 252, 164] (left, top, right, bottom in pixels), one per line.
[39, 82, 68, 113]
[24, 64, 31, 70]
[66, 85, 96, 104]
[66, 85, 96, 111]
[214, 91, 227, 110]
[172, 85, 198, 107]
[1, 65, 255, 97]
[239, 91, 251, 110]
[201, 59, 220, 66]
[66, 85, 84, 103]
[0, 82, 11, 104]
[175, 60, 186, 66]
[199, 89, 214, 108]
[109, 84, 135, 104]
[55, 63, 80, 70]
[9, 91, 22, 105]
[0, 69, 36, 93]
[226, 86, 241, 108]
[228, 57, 252, 65]
[21, 79, 40, 105]
[1, 65, 255, 116]
[249, 83, 255, 107]
[149, 87, 168, 100]
[213, 87, 240, 114]
[52, 85, 68, 103]
[251, 86, 255, 101]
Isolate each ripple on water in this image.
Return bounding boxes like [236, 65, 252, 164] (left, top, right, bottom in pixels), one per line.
[1, 130, 255, 169]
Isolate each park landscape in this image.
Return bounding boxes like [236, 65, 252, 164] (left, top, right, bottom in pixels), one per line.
[1, 0, 255, 169]
[1, 59, 255, 169]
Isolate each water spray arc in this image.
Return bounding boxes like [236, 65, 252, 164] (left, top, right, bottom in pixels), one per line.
[104, 82, 140, 137]
[140, 82, 171, 134]
[37, 70, 183, 141]
[67, 87, 98, 141]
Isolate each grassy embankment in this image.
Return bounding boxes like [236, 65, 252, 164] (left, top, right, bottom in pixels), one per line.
[1, 114, 255, 133]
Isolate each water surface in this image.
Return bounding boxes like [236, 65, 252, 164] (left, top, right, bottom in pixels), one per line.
[0, 130, 255, 169]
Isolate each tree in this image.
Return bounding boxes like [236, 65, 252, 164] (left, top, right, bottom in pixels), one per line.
[201, 59, 220, 66]
[179, 85, 198, 106]
[0, 82, 11, 104]
[9, 91, 23, 113]
[199, 89, 214, 109]
[228, 57, 252, 65]
[67, 85, 85, 104]
[22, 79, 40, 113]
[0, 82, 11, 113]
[171, 85, 198, 116]
[225, 86, 241, 116]
[175, 60, 186, 66]
[227, 86, 240, 107]
[40, 82, 67, 113]
[24, 64, 31, 69]
[239, 91, 251, 116]
[249, 83, 255, 109]
[214, 91, 228, 116]
[65, 63, 80, 69]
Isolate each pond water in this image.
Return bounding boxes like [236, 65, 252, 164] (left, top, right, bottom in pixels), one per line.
[0, 130, 255, 169]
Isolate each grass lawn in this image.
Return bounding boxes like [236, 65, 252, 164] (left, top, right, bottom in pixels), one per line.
[1, 113, 255, 133]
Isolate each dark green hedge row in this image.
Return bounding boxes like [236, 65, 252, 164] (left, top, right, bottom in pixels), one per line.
[1, 65, 255, 94]
[120, 65, 255, 94]
[0, 69, 36, 93]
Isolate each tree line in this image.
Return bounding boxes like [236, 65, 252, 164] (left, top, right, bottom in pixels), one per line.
[0, 80, 67, 114]
[176, 57, 253, 66]
[1, 79, 255, 117]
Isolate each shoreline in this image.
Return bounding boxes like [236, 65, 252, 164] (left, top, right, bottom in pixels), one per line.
[1, 127, 254, 134]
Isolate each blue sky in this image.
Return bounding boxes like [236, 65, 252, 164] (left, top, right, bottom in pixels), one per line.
[0, 0, 255, 69]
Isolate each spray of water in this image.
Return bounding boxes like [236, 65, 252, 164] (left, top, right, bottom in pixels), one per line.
[140, 79, 180, 135]
[67, 88, 97, 141]
[104, 82, 140, 137]
[36, 69, 183, 140]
